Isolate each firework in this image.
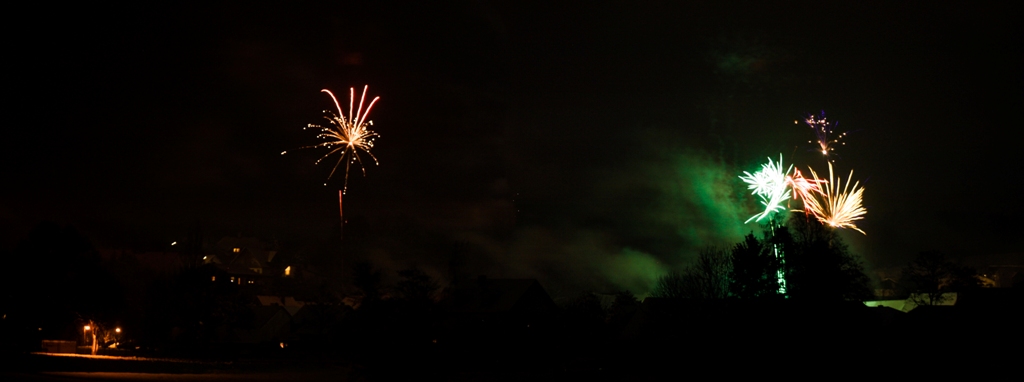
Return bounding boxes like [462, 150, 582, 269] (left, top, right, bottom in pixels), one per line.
[786, 167, 825, 215]
[739, 155, 792, 224]
[798, 111, 847, 160]
[804, 162, 866, 234]
[283, 86, 381, 193]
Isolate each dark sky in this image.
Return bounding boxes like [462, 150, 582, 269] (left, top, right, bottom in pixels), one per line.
[6, 1, 1022, 296]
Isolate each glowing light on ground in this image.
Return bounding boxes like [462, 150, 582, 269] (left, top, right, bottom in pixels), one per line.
[805, 162, 867, 234]
[283, 86, 381, 193]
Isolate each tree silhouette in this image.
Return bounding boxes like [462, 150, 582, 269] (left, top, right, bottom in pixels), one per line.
[651, 271, 686, 298]
[784, 216, 872, 301]
[728, 232, 780, 299]
[902, 251, 980, 305]
[351, 261, 383, 306]
[560, 292, 606, 344]
[396, 266, 440, 304]
[690, 247, 731, 299]
[5, 222, 125, 349]
[391, 266, 441, 346]
[606, 290, 639, 336]
[178, 222, 205, 270]
[652, 247, 730, 299]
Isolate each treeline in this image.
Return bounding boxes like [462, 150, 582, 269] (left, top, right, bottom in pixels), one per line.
[0, 218, 1011, 372]
[652, 215, 873, 302]
[650, 214, 1000, 304]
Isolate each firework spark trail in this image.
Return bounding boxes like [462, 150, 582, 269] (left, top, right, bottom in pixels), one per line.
[805, 162, 866, 234]
[739, 155, 792, 224]
[797, 111, 847, 160]
[786, 167, 825, 215]
[282, 86, 381, 193]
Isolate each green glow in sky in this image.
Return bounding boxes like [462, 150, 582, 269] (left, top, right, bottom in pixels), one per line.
[654, 149, 749, 254]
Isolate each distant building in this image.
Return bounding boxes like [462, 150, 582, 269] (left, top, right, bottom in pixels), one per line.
[257, 295, 305, 316]
[203, 236, 294, 286]
[40, 340, 76, 354]
[231, 305, 292, 345]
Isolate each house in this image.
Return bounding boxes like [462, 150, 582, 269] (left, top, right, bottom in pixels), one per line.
[966, 253, 1024, 288]
[231, 305, 293, 345]
[257, 295, 305, 316]
[41, 340, 76, 354]
[203, 236, 291, 286]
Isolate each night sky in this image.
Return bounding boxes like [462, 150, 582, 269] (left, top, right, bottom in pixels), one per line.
[6, 1, 1021, 296]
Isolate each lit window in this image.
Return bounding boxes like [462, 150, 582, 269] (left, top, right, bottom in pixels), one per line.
[211, 276, 216, 281]
[233, 248, 240, 253]
[284, 266, 291, 276]
[230, 277, 235, 282]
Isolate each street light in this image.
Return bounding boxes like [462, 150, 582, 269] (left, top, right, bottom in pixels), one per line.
[84, 325, 91, 331]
